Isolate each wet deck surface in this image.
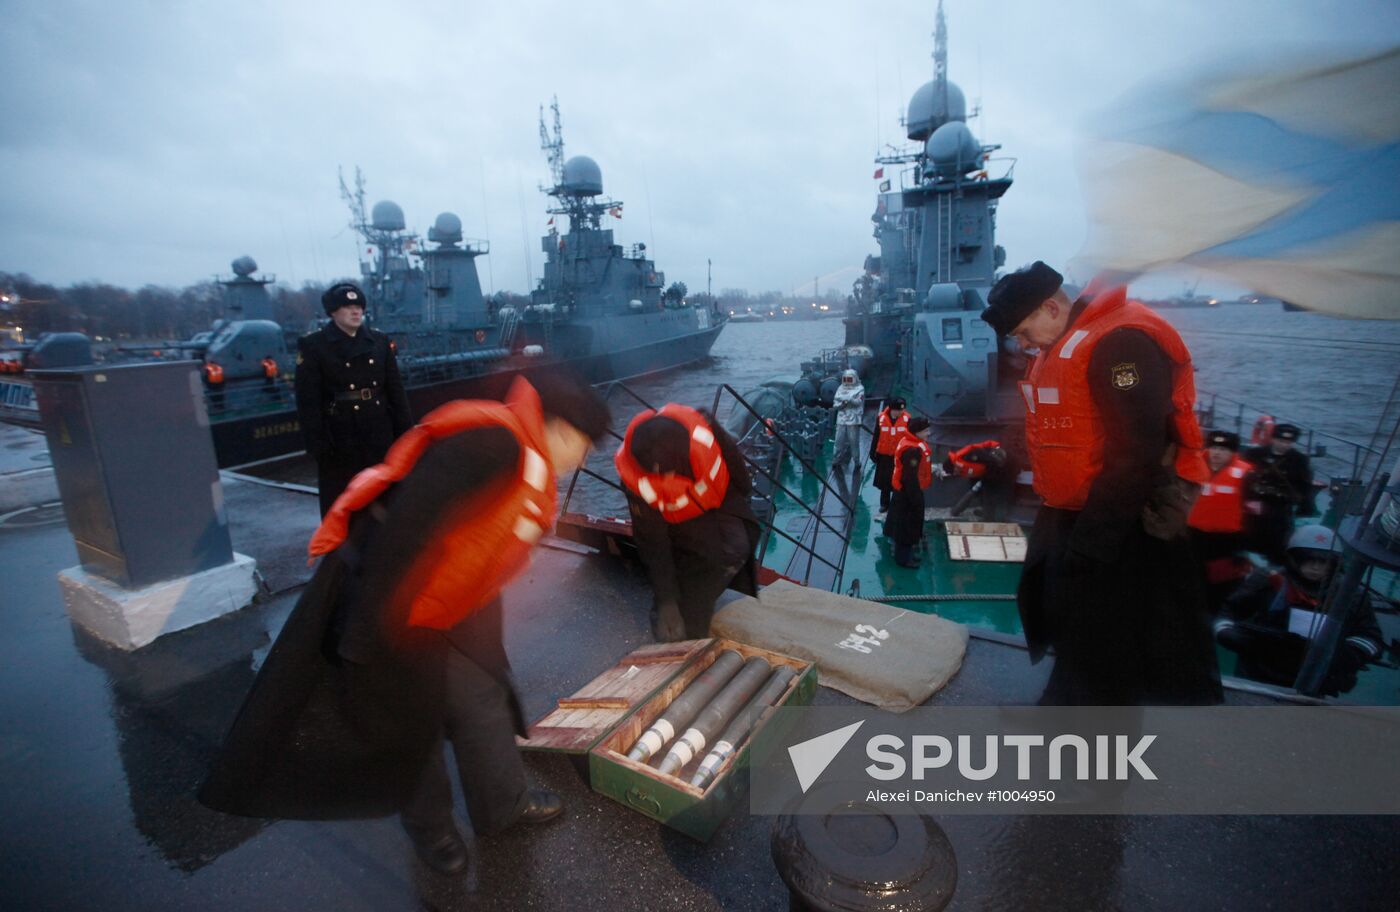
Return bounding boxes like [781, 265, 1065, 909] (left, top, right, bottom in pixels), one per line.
[2, 477, 1399, 910]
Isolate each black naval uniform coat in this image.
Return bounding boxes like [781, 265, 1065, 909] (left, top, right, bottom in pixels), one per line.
[626, 421, 762, 641]
[1018, 304, 1223, 706]
[883, 445, 927, 547]
[295, 323, 413, 514]
[199, 427, 529, 822]
[1242, 444, 1315, 561]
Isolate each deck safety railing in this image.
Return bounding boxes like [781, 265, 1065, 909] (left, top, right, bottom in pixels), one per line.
[558, 381, 857, 592]
[1195, 389, 1385, 485]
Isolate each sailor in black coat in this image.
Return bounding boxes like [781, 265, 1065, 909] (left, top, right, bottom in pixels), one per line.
[985, 264, 1221, 706]
[1243, 422, 1315, 561]
[882, 416, 932, 568]
[295, 282, 413, 514]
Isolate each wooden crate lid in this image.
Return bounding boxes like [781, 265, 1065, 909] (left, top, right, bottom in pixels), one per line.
[519, 639, 712, 753]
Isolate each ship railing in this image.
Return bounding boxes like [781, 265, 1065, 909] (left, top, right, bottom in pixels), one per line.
[710, 383, 856, 591]
[1196, 389, 1385, 484]
[557, 381, 853, 590]
[203, 378, 296, 419]
[982, 155, 1016, 182]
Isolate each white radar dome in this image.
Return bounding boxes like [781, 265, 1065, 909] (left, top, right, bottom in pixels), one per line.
[428, 212, 463, 245]
[561, 156, 603, 196]
[905, 80, 967, 141]
[924, 121, 982, 177]
[371, 200, 406, 231]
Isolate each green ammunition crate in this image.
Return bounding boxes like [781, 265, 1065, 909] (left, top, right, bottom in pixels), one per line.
[522, 637, 816, 841]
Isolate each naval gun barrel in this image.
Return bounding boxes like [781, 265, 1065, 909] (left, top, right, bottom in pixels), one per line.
[689, 665, 797, 790]
[658, 656, 773, 777]
[626, 650, 745, 763]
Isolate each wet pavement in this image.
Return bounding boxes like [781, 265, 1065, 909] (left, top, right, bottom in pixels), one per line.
[2, 478, 1398, 910]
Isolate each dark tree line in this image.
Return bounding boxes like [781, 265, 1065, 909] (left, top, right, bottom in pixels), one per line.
[0, 272, 329, 342]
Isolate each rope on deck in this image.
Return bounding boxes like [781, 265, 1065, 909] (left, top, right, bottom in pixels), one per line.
[866, 592, 1017, 602]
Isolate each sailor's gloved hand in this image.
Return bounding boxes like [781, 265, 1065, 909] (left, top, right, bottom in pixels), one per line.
[1142, 477, 1200, 541]
[932, 462, 950, 480]
[652, 599, 686, 642]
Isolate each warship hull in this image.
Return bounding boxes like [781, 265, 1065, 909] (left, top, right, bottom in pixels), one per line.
[209, 318, 726, 467]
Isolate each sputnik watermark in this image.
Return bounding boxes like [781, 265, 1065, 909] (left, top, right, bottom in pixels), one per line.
[753, 706, 1400, 815]
[864, 733, 1157, 782]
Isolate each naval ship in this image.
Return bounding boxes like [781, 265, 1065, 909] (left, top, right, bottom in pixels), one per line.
[0, 102, 725, 468]
[3, 6, 1398, 908]
[713, 1, 1399, 707]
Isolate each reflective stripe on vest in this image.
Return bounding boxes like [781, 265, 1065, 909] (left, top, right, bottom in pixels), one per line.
[1024, 285, 1209, 510]
[615, 404, 730, 523]
[876, 408, 911, 455]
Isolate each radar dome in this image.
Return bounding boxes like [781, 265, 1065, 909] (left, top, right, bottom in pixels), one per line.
[925, 121, 982, 178]
[561, 156, 603, 196]
[905, 80, 967, 141]
[371, 200, 406, 231]
[231, 255, 258, 277]
[428, 212, 463, 246]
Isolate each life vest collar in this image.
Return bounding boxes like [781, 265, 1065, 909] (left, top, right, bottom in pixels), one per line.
[615, 404, 729, 523]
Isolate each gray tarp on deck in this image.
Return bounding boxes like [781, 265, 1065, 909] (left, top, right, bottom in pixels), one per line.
[712, 579, 968, 711]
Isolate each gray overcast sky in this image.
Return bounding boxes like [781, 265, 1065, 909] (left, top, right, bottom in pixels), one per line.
[2, 0, 1397, 299]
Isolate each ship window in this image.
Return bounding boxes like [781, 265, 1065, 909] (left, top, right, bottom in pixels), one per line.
[942, 319, 963, 342]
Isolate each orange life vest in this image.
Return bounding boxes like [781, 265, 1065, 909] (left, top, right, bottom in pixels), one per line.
[308, 376, 557, 630]
[875, 407, 911, 455]
[947, 440, 1001, 479]
[615, 404, 729, 523]
[1188, 456, 1252, 533]
[203, 362, 224, 384]
[261, 357, 279, 379]
[892, 436, 933, 491]
[1020, 285, 1209, 510]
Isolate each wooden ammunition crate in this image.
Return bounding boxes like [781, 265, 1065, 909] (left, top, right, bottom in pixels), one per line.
[521, 637, 815, 841]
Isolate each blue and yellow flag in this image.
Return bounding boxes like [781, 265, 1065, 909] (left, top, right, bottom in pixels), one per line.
[1076, 49, 1399, 319]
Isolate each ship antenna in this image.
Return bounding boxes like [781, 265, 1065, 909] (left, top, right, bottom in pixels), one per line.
[539, 95, 565, 188]
[933, 0, 948, 124]
[338, 165, 369, 239]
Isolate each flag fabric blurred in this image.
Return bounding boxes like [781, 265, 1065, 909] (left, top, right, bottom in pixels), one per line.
[873, 167, 884, 180]
[1076, 48, 1400, 319]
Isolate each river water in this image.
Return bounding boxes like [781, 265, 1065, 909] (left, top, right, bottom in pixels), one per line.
[569, 305, 1400, 515]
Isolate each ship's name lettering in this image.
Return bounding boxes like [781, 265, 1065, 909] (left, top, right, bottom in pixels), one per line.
[253, 421, 301, 439]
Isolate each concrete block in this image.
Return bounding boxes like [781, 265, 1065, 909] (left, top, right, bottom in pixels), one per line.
[59, 553, 258, 650]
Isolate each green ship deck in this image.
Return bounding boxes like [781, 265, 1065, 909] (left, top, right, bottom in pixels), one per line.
[755, 439, 1400, 706]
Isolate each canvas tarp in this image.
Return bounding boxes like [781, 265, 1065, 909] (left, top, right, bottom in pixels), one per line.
[711, 579, 967, 712]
